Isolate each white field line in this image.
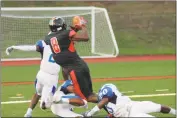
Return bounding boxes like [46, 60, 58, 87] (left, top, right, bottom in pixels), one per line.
[122, 91, 134, 93]
[9, 96, 24, 99]
[129, 93, 176, 98]
[1, 93, 176, 105]
[155, 89, 169, 92]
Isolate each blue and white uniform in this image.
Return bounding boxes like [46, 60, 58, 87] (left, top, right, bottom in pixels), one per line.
[98, 84, 164, 117]
[5, 39, 61, 109]
[51, 80, 87, 117]
[98, 84, 131, 117]
[35, 40, 61, 109]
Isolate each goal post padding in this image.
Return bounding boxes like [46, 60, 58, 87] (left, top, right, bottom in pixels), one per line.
[1, 7, 119, 60]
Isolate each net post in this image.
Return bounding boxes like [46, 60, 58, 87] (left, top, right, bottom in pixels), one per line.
[91, 7, 95, 53]
[103, 8, 119, 56]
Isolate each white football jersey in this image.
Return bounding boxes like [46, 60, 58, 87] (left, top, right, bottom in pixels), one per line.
[98, 84, 131, 115]
[40, 42, 60, 75]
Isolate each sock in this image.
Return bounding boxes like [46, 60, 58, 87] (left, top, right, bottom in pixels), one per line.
[26, 108, 32, 115]
[169, 108, 176, 115]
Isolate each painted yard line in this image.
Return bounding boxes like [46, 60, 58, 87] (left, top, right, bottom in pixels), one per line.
[2, 75, 175, 86]
[2, 100, 30, 104]
[1, 93, 176, 105]
[9, 96, 24, 99]
[122, 91, 134, 93]
[155, 89, 169, 92]
[129, 93, 176, 98]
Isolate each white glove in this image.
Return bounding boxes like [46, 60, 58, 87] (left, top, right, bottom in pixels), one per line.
[24, 113, 32, 118]
[6, 46, 14, 55]
[79, 17, 87, 26]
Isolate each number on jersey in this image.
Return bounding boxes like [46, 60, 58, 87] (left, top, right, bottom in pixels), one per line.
[48, 54, 55, 63]
[50, 37, 61, 53]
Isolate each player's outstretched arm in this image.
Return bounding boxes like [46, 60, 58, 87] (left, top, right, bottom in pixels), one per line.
[6, 45, 36, 55]
[83, 97, 109, 117]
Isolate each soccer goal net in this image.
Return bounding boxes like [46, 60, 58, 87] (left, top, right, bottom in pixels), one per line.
[1, 7, 119, 60]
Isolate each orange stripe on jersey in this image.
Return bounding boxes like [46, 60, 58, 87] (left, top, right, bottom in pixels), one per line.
[69, 30, 76, 38]
[68, 41, 75, 52]
[70, 70, 87, 100]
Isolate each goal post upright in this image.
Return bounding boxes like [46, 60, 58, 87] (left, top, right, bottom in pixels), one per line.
[91, 7, 95, 54]
[103, 8, 119, 56]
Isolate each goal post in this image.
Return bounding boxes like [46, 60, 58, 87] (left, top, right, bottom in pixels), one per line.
[1, 7, 119, 60]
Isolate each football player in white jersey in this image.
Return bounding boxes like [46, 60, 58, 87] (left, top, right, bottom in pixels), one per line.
[83, 83, 176, 117]
[51, 79, 88, 117]
[6, 40, 61, 117]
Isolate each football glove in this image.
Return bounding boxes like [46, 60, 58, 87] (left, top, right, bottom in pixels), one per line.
[6, 46, 13, 55]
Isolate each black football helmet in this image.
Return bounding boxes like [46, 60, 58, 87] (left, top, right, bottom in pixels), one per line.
[49, 17, 67, 32]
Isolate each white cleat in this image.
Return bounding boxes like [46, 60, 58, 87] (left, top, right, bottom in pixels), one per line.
[24, 113, 32, 118]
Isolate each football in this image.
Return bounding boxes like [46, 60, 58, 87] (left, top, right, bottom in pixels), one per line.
[72, 16, 82, 30]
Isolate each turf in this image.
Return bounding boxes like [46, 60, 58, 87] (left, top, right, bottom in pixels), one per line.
[1, 79, 176, 117]
[2, 60, 175, 82]
[1, 60, 176, 117]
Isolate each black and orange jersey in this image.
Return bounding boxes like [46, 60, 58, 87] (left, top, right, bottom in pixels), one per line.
[44, 29, 76, 54]
[44, 29, 88, 71]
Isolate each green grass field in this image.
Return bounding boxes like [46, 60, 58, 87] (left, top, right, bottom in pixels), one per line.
[1, 1, 176, 117]
[1, 60, 176, 117]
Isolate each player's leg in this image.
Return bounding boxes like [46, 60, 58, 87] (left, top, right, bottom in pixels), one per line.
[40, 73, 58, 110]
[62, 67, 69, 81]
[40, 85, 56, 109]
[24, 79, 43, 117]
[85, 71, 98, 103]
[130, 101, 176, 116]
[134, 113, 155, 117]
[69, 70, 87, 100]
[69, 70, 98, 103]
[53, 80, 87, 108]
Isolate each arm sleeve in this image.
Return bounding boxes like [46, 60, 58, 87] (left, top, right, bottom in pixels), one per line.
[12, 45, 36, 51]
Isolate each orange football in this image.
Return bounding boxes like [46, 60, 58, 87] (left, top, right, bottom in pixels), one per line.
[72, 16, 82, 30]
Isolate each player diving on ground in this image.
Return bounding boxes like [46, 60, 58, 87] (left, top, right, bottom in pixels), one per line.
[82, 83, 176, 117]
[51, 79, 88, 117]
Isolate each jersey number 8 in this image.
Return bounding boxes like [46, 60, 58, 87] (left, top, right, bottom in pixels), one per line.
[50, 37, 61, 54]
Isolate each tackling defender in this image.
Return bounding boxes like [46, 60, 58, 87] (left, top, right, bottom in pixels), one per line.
[83, 83, 176, 117]
[6, 40, 61, 117]
[44, 16, 98, 103]
[51, 79, 88, 117]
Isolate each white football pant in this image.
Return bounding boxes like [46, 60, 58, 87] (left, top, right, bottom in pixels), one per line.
[128, 101, 161, 117]
[35, 70, 58, 109]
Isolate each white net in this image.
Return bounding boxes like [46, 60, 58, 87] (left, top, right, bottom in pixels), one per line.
[1, 7, 119, 59]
